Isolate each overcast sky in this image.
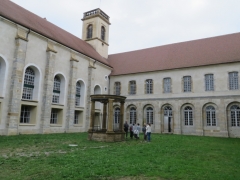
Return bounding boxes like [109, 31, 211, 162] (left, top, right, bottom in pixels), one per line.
[10, 0, 240, 54]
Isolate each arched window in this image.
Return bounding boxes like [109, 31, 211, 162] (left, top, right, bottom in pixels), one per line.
[114, 108, 120, 124]
[206, 106, 216, 126]
[231, 105, 240, 126]
[22, 67, 35, 100]
[87, 24, 93, 39]
[52, 76, 61, 103]
[130, 107, 136, 124]
[145, 79, 153, 94]
[101, 26, 105, 41]
[184, 106, 193, 126]
[75, 82, 81, 106]
[164, 106, 172, 117]
[146, 107, 153, 124]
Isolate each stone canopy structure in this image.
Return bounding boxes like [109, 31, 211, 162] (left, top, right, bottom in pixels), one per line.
[88, 95, 126, 142]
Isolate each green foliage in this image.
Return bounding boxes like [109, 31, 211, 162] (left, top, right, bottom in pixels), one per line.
[0, 133, 240, 180]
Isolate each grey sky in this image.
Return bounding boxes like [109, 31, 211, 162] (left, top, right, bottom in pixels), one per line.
[10, 0, 240, 54]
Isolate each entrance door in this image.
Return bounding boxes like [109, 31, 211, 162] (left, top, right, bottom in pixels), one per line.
[164, 106, 172, 133]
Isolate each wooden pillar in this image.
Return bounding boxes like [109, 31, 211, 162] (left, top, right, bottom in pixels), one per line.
[120, 101, 125, 132]
[107, 99, 114, 133]
[102, 102, 107, 130]
[89, 100, 95, 131]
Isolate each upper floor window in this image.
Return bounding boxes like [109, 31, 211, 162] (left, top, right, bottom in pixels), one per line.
[183, 76, 191, 92]
[146, 107, 153, 124]
[164, 78, 171, 93]
[206, 106, 216, 126]
[52, 76, 61, 103]
[184, 106, 193, 126]
[145, 79, 153, 94]
[231, 105, 240, 127]
[229, 72, 239, 90]
[101, 26, 105, 41]
[205, 74, 214, 91]
[75, 82, 81, 106]
[22, 67, 35, 100]
[114, 82, 121, 95]
[129, 81, 136, 95]
[87, 24, 93, 39]
[130, 107, 136, 124]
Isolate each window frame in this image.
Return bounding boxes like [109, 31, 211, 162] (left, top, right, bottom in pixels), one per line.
[87, 24, 93, 39]
[205, 74, 214, 91]
[129, 81, 136, 95]
[129, 107, 136, 124]
[145, 79, 153, 94]
[146, 107, 154, 124]
[114, 82, 121, 95]
[101, 26, 105, 41]
[22, 67, 35, 100]
[183, 76, 192, 92]
[163, 77, 171, 93]
[184, 106, 193, 126]
[206, 106, 216, 126]
[52, 76, 61, 104]
[229, 72, 239, 90]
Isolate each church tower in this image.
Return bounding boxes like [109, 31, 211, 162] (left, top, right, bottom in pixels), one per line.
[82, 9, 110, 59]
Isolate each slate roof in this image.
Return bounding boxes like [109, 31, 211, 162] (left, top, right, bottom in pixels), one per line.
[108, 33, 240, 75]
[0, 0, 111, 67]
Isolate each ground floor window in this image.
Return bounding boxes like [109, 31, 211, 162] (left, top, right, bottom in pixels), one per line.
[20, 105, 31, 123]
[231, 105, 240, 127]
[74, 111, 79, 124]
[206, 106, 216, 126]
[130, 107, 136, 124]
[146, 107, 153, 124]
[184, 106, 193, 126]
[50, 109, 58, 124]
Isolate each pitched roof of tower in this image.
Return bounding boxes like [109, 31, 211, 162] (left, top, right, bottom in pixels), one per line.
[0, 0, 111, 67]
[108, 32, 240, 75]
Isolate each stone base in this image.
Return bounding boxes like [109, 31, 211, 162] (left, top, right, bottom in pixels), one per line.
[88, 131, 125, 142]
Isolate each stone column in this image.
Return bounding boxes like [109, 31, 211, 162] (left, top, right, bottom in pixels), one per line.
[120, 101, 125, 132]
[107, 99, 114, 133]
[7, 29, 29, 135]
[88, 100, 95, 131]
[102, 102, 107, 130]
[66, 56, 78, 132]
[40, 42, 57, 134]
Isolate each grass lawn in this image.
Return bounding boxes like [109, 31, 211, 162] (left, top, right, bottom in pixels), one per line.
[0, 133, 240, 180]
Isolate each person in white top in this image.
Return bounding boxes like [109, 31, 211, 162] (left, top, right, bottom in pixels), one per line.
[146, 123, 152, 142]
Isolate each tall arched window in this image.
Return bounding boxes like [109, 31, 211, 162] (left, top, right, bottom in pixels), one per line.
[114, 107, 120, 124]
[231, 105, 240, 126]
[145, 79, 153, 94]
[184, 106, 193, 126]
[146, 107, 153, 124]
[101, 26, 105, 41]
[75, 82, 81, 106]
[130, 107, 136, 124]
[52, 76, 61, 103]
[87, 24, 93, 39]
[22, 67, 35, 100]
[206, 106, 216, 126]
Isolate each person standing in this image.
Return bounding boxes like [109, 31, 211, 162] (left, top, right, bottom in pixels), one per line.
[136, 123, 141, 139]
[129, 124, 133, 139]
[123, 121, 129, 138]
[142, 123, 147, 141]
[146, 123, 152, 142]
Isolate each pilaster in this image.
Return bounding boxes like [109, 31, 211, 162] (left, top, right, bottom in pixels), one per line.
[40, 41, 57, 134]
[7, 26, 29, 135]
[107, 99, 114, 133]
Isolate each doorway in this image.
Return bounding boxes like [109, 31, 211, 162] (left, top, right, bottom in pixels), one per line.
[164, 106, 172, 133]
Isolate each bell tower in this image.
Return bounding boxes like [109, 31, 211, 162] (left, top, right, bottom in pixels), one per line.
[82, 9, 110, 59]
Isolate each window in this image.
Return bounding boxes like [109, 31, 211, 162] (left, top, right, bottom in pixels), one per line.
[101, 26, 105, 41]
[184, 106, 193, 126]
[52, 76, 61, 103]
[146, 107, 153, 124]
[164, 106, 172, 117]
[74, 111, 79, 124]
[231, 105, 240, 126]
[229, 72, 239, 90]
[20, 105, 31, 123]
[206, 106, 216, 126]
[50, 109, 58, 124]
[87, 24, 93, 39]
[164, 78, 171, 93]
[22, 67, 35, 100]
[205, 74, 214, 91]
[129, 81, 136, 95]
[114, 82, 121, 95]
[75, 82, 81, 106]
[114, 108, 120, 124]
[145, 79, 153, 94]
[130, 107, 136, 124]
[183, 76, 191, 92]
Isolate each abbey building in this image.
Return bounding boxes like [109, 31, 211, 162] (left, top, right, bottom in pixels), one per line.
[0, 0, 239, 137]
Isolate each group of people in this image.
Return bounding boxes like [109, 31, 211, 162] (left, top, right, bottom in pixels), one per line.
[123, 121, 151, 142]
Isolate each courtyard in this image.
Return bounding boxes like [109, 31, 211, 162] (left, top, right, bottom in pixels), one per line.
[0, 133, 239, 180]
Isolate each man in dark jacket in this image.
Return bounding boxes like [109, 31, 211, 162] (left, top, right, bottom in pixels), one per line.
[124, 121, 129, 138]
